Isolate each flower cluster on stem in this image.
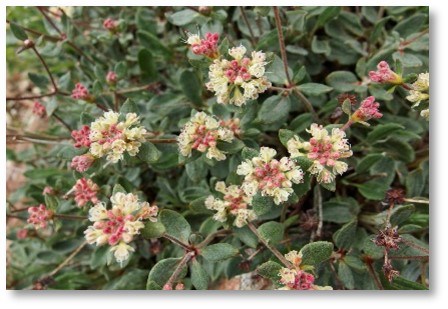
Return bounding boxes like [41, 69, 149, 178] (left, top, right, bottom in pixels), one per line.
[71, 83, 93, 102]
[71, 125, 91, 148]
[89, 111, 147, 163]
[205, 181, 256, 227]
[206, 45, 271, 106]
[84, 192, 158, 264]
[27, 204, 53, 229]
[178, 111, 235, 161]
[287, 124, 352, 184]
[32, 101, 46, 118]
[369, 61, 403, 85]
[351, 96, 383, 125]
[73, 178, 100, 207]
[237, 147, 304, 205]
[186, 32, 219, 59]
[406, 72, 429, 120]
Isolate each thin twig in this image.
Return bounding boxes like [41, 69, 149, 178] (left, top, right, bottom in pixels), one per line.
[52, 112, 73, 133]
[163, 234, 191, 251]
[364, 258, 384, 290]
[147, 138, 178, 144]
[48, 241, 88, 277]
[197, 230, 230, 248]
[388, 255, 429, 261]
[247, 222, 292, 268]
[401, 238, 430, 255]
[53, 214, 87, 220]
[292, 88, 319, 121]
[273, 7, 293, 86]
[314, 185, 323, 240]
[6, 92, 57, 101]
[165, 251, 195, 288]
[240, 7, 257, 46]
[31, 46, 58, 92]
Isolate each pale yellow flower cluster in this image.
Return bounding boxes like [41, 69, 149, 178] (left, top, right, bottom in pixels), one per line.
[406, 73, 429, 120]
[89, 111, 147, 163]
[84, 192, 158, 264]
[206, 45, 271, 106]
[178, 111, 235, 161]
[237, 147, 304, 205]
[287, 124, 352, 184]
[205, 181, 256, 228]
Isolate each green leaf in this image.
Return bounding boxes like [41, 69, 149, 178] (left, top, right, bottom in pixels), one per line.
[321, 180, 336, 192]
[380, 274, 428, 290]
[289, 113, 313, 133]
[233, 226, 258, 249]
[114, 61, 127, 79]
[333, 220, 357, 249]
[216, 139, 245, 154]
[159, 209, 191, 243]
[138, 48, 156, 80]
[141, 221, 166, 239]
[390, 204, 415, 226]
[393, 13, 428, 39]
[137, 142, 162, 164]
[112, 184, 127, 195]
[167, 9, 199, 26]
[278, 129, 296, 147]
[326, 71, 360, 92]
[300, 241, 334, 266]
[45, 194, 59, 211]
[311, 36, 331, 56]
[137, 30, 171, 57]
[355, 178, 389, 200]
[366, 124, 405, 143]
[180, 69, 202, 106]
[251, 194, 275, 217]
[256, 260, 282, 282]
[257, 221, 284, 245]
[341, 99, 352, 116]
[24, 168, 65, 179]
[28, 72, 49, 89]
[190, 259, 209, 290]
[258, 96, 291, 124]
[120, 98, 139, 114]
[200, 243, 238, 262]
[80, 112, 95, 125]
[338, 261, 355, 289]
[298, 83, 333, 96]
[241, 147, 259, 160]
[406, 169, 426, 197]
[10, 22, 28, 40]
[316, 7, 341, 28]
[323, 197, 360, 224]
[146, 258, 188, 289]
[356, 154, 384, 174]
[185, 157, 208, 182]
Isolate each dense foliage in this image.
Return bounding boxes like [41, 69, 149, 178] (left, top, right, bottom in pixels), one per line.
[6, 6, 429, 290]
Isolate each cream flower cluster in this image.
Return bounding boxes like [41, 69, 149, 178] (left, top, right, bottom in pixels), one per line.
[206, 45, 271, 106]
[237, 147, 304, 205]
[84, 192, 158, 264]
[89, 111, 147, 163]
[277, 251, 333, 290]
[287, 124, 352, 184]
[406, 72, 429, 120]
[178, 111, 235, 161]
[205, 181, 256, 228]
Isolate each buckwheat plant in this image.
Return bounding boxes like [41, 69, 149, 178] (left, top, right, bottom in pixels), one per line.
[6, 6, 429, 291]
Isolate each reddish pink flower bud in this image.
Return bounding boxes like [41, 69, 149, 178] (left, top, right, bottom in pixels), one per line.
[71, 125, 92, 148]
[73, 178, 100, 207]
[17, 229, 28, 239]
[71, 154, 95, 172]
[42, 186, 54, 195]
[163, 284, 172, 290]
[186, 32, 219, 59]
[106, 71, 117, 84]
[32, 101, 46, 118]
[175, 283, 185, 290]
[71, 83, 92, 101]
[352, 96, 383, 123]
[103, 18, 118, 31]
[27, 204, 53, 229]
[368, 61, 403, 84]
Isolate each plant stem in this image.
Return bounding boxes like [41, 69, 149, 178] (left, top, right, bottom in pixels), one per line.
[404, 198, 429, 204]
[388, 255, 429, 261]
[292, 88, 319, 122]
[197, 229, 230, 248]
[48, 241, 88, 277]
[310, 185, 323, 241]
[163, 234, 191, 251]
[31, 46, 58, 92]
[364, 258, 384, 290]
[52, 112, 73, 133]
[147, 138, 177, 144]
[240, 7, 257, 46]
[401, 238, 430, 255]
[247, 222, 292, 268]
[165, 251, 195, 288]
[53, 214, 87, 220]
[340, 119, 353, 131]
[6, 92, 57, 101]
[273, 7, 292, 87]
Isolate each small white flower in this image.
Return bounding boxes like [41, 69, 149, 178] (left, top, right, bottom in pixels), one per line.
[110, 242, 135, 264]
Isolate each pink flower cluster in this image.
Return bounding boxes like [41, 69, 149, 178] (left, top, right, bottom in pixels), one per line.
[27, 204, 53, 229]
[71, 154, 95, 172]
[225, 58, 252, 84]
[220, 118, 241, 136]
[103, 18, 118, 31]
[42, 186, 54, 195]
[352, 96, 383, 122]
[71, 83, 91, 100]
[16, 229, 28, 239]
[73, 178, 100, 207]
[253, 160, 289, 191]
[369, 61, 402, 84]
[308, 137, 341, 167]
[279, 269, 315, 290]
[32, 101, 46, 118]
[191, 124, 217, 151]
[190, 32, 219, 58]
[71, 125, 91, 148]
[106, 71, 117, 84]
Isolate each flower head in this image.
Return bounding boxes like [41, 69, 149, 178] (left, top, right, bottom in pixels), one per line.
[351, 96, 383, 124]
[42, 186, 54, 195]
[220, 118, 241, 136]
[369, 61, 403, 84]
[237, 147, 304, 205]
[206, 46, 271, 106]
[89, 111, 147, 163]
[27, 204, 53, 229]
[406, 72, 430, 121]
[178, 111, 235, 161]
[205, 181, 256, 227]
[287, 124, 352, 184]
[70, 154, 95, 172]
[32, 101, 46, 118]
[84, 192, 158, 264]
[71, 83, 93, 101]
[16, 229, 28, 239]
[73, 178, 100, 207]
[72, 125, 92, 148]
[103, 18, 118, 32]
[412, 72, 429, 92]
[106, 71, 118, 84]
[186, 32, 219, 58]
[373, 225, 402, 250]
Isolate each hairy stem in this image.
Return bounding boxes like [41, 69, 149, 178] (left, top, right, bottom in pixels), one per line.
[240, 7, 257, 46]
[48, 241, 88, 277]
[273, 7, 292, 86]
[364, 258, 384, 290]
[165, 251, 195, 288]
[292, 88, 319, 122]
[163, 234, 191, 251]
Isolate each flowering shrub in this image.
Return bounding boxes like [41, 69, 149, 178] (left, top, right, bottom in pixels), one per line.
[6, 6, 429, 290]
